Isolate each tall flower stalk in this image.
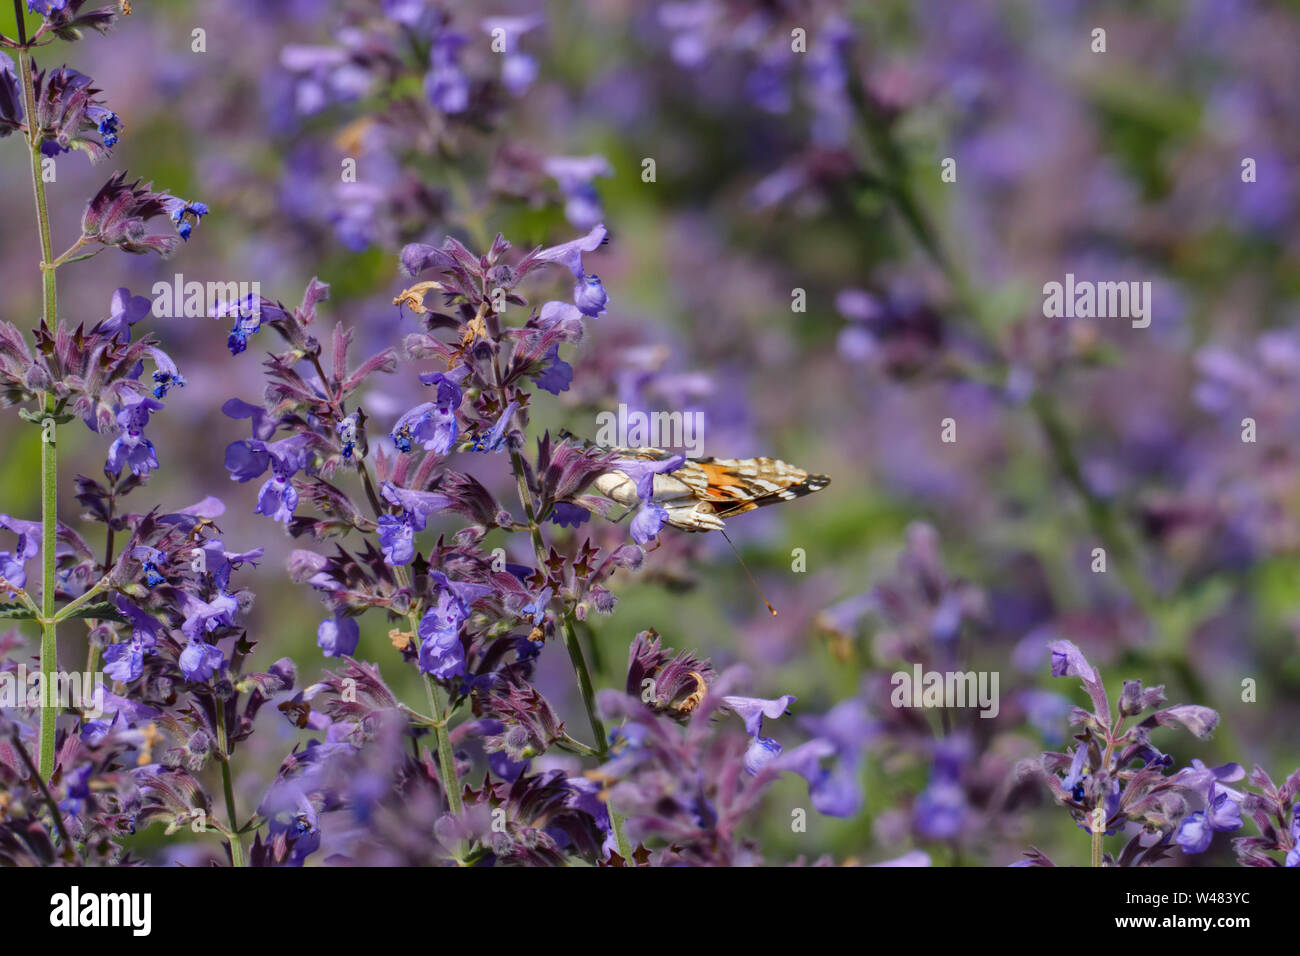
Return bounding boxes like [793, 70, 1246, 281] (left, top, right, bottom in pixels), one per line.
[13, 0, 63, 780]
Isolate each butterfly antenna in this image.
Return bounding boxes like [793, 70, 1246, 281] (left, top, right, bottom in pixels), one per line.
[720, 529, 777, 616]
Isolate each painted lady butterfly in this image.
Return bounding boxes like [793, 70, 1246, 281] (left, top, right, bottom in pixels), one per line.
[574, 436, 831, 532]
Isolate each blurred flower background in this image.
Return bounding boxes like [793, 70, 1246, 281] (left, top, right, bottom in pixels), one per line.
[1, 0, 1298, 866]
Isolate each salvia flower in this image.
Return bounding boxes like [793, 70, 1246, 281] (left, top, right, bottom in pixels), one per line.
[543, 155, 612, 231]
[0, 514, 40, 592]
[417, 572, 492, 678]
[81, 172, 205, 257]
[390, 366, 468, 454]
[224, 434, 311, 525]
[377, 482, 452, 565]
[92, 286, 151, 343]
[25, 0, 120, 40]
[106, 392, 162, 476]
[481, 15, 544, 95]
[318, 614, 360, 658]
[606, 453, 686, 545]
[469, 400, 517, 453]
[31, 64, 120, 160]
[213, 293, 292, 356]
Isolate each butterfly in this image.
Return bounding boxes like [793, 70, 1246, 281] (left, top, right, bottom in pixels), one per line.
[568, 433, 831, 532]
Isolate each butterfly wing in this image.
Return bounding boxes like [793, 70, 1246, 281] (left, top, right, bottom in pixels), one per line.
[580, 439, 830, 533]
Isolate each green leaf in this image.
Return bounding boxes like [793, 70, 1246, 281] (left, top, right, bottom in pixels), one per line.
[59, 601, 128, 623]
[17, 408, 75, 426]
[0, 604, 37, 621]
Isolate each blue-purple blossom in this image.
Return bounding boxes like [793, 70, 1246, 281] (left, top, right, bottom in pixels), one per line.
[532, 345, 573, 395]
[470, 401, 517, 453]
[724, 694, 797, 738]
[417, 572, 493, 679]
[225, 434, 311, 524]
[213, 295, 292, 356]
[131, 546, 167, 587]
[1176, 784, 1243, 854]
[180, 591, 237, 641]
[317, 614, 360, 658]
[107, 393, 163, 476]
[92, 287, 151, 342]
[378, 482, 452, 565]
[532, 224, 610, 315]
[608, 453, 686, 545]
[391, 367, 468, 454]
[543, 155, 611, 230]
[102, 597, 162, 683]
[163, 197, 209, 241]
[549, 502, 589, 528]
[481, 16, 543, 96]
[425, 31, 469, 113]
[178, 640, 224, 682]
[0, 514, 40, 592]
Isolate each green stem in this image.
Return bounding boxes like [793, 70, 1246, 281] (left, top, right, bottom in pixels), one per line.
[426, 676, 462, 814]
[213, 701, 246, 867]
[15, 24, 61, 781]
[504, 444, 631, 857]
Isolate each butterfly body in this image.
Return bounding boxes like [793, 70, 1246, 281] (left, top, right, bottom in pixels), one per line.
[584, 441, 830, 532]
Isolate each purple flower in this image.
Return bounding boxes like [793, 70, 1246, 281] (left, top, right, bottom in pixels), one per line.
[609, 454, 686, 545]
[162, 198, 208, 241]
[1176, 785, 1243, 854]
[213, 294, 292, 356]
[0, 514, 40, 591]
[131, 546, 167, 587]
[773, 738, 861, 817]
[549, 502, 590, 529]
[532, 223, 607, 277]
[81, 172, 206, 256]
[391, 368, 467, 454]
[425, 31, 469, 113]
[522, 587, 552, 626]
[532, 345, 573, 395]
[178, 640, 224, 682]
[543, 155, 611, 230]
[417, 572, 493, 679]
[723, 694, 796, 738]
[470, 401, 517, 453]
[572, 273, 609, 317]
[225, 434, 310, 524]
[317, 614, 360, 658]
[106, 393, 163, 476]
[337, 414, 359, 459]
[377, 482, 452, 565]
[481, 15, 543, 96]
[744, 735, 783, 775]
[103, 596, 162, 683]
[148, 347, 186, 398]
[180, 591, 237, 641]
[92, 287, 151, 342]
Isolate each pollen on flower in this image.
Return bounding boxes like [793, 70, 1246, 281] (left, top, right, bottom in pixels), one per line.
[674, 671, 708, 715]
